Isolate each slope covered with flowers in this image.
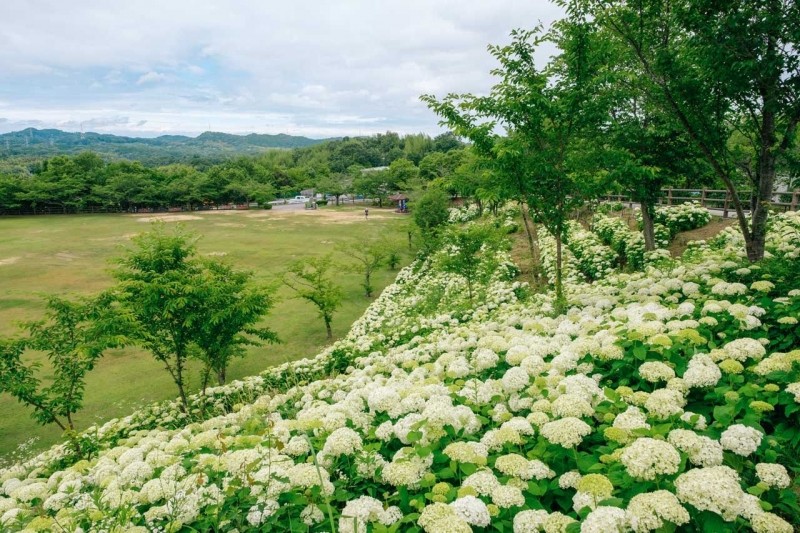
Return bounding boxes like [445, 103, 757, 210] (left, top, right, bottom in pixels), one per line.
[1, 210, 799, 532]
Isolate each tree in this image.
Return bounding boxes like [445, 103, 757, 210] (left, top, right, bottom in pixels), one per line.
[337, 239, 387, 297]
[193, 261, 278, 388]
[423, 24, 611, 307]
[160, 164, 204, 210]
[568, 0, 800, 261]
[352, 169, 391, 207]
[316, 174, 349, 206]
[412, 187, 450, 234]
[0, 295, 122, 432]
[111, 223, 279, 410]
[438, 224, 507, 302]
[283, 255, 343, 341]
[388, 158, 420, 191]
[110, 223, 205, 411]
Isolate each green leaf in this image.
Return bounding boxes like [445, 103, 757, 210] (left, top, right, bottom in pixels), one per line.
[460, 463, 477, 476]
[633, 344, 648, 361]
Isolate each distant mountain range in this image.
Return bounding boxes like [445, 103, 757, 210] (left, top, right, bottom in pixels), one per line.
[0, 128, 333, 165]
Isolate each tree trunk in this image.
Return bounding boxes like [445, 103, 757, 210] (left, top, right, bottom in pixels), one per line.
[216, 367, 226, 385]
[520, 203, 541, 285]
[325, 317, 333, 340]
[174, 354, 189, 413]
[748, 80, 779, 262]
[364, 270, 372, 297]
[554, 230, 565, 312]
[199, 365, 211, 417]
[640, 201, 656, 251]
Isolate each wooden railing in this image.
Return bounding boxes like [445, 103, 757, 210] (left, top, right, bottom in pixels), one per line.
[604, 189, 800, 217]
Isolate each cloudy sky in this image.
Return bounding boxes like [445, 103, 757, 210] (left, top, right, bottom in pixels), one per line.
[0, 1, 563, 139]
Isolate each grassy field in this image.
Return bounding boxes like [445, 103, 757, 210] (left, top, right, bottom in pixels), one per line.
[0, 206, 413, 458]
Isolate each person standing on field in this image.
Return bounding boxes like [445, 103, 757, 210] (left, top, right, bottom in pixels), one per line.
[364, 208, 369, 220]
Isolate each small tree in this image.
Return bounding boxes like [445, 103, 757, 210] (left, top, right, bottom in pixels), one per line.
[194, 261, 278, 389]
[283, 255, 343, 340]
[111, 223, 205, 412]
[0, 295, 122, 433]
[423, 25, 611, 309]
[438, 224, 506, 302]
[337, 239, 387, 297]
[386, 241, 402, 270]
[413, 187, 450, 234]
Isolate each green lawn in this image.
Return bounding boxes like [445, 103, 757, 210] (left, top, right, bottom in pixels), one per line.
[0, 206, 413, 458]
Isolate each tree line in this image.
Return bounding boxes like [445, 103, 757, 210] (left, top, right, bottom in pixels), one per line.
[0, 132, 467, 214]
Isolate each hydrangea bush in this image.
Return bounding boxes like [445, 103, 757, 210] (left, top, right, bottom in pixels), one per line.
[592, 214, 669, 270]
[563, 221, 618, 281]
[1, 211, 799, 532]
[638, 202, 712, 239]
[448, 204, 481, 224]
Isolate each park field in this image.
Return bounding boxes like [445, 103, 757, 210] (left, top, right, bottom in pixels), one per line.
[0, 205, 412, 458]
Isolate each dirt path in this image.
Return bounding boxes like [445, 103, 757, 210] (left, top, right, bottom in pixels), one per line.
[130, 207, 401, 225]
[669, 217, 736, 257]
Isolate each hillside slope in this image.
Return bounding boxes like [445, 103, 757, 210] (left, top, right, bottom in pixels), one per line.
[0, 128, 331, 164]
[1, 210, 799, 532]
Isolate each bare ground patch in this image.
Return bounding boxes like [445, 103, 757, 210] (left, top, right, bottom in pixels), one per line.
[136, 214, 204, 223]
[89, 232, 138, 242]
[669, 217, 736, 257]
[0, 257, 20, 266]
[55, 252, 80, 261]
[249, 209, 396, 224]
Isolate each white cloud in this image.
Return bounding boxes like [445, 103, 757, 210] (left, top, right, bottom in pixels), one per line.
[0, 1, 565, 137]
[136, 71, 167, 85]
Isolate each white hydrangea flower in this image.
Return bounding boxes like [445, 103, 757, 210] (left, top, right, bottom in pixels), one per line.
[722, 338, 766, 362]
[451, 495, 491, 527]
[751, 512, 793, 533]
[580, 506, 630, 533]
[418, 502, 471, 532]
[513, 509, 549, 533]
[339, 496, 387, 533]
[682, 354, 721, 388]
[322, 427, 363, 458]
[787, 382, 800, 403]
[443, 441, 488, 464]
[551, 393, 594, 419]
[674, 466, 746, 521]
[627, 490, 690, 532]
[638, 362, 675, 383]
[462, 469, 500, 496]
[720, 424, 762, 456]
[300, 504, 324, 526]
[559, 471, 582, 490]
[502, 367, 531, 393]
[613, 406, 650, 431]
[644, 388, 686, 419]
[620, 438, 681, 481]
[540, 417, 592, 448]
[491, 485, 525, 508]
[755, 463, 791, 489]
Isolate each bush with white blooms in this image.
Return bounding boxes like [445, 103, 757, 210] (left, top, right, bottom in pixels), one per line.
[1, 210, 799, 532]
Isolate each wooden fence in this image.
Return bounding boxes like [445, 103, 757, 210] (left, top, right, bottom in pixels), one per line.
[604, 189, 800, 217]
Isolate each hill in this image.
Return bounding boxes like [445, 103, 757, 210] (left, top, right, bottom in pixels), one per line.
[0, 208, 798, 531]
[0, 128, 332, 165]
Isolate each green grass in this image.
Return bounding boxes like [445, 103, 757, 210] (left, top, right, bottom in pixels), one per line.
[0, 207, 414, 458]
